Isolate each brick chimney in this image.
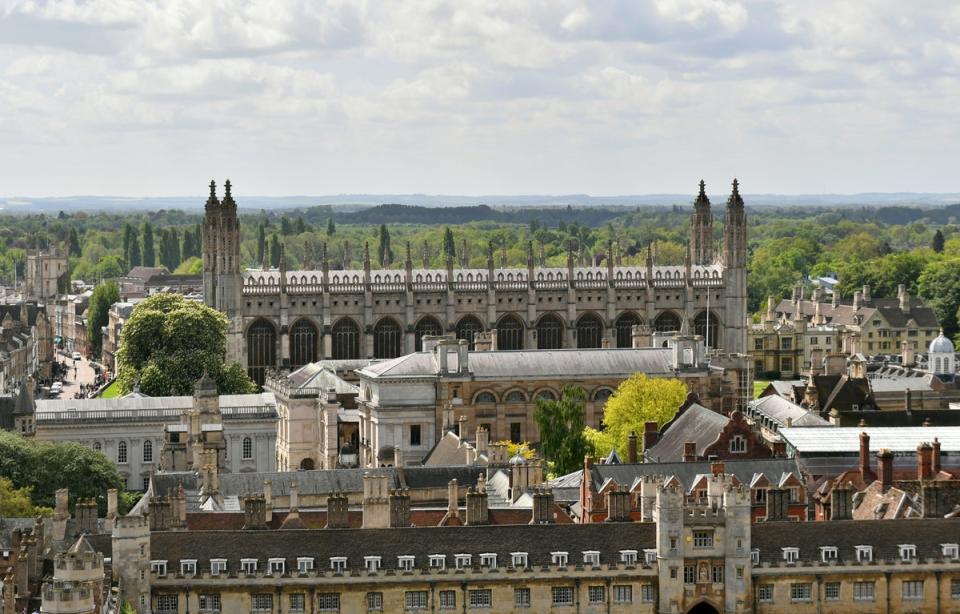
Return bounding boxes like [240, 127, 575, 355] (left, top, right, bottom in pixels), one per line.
[389, 489, 411, 528]
[605, 490, 631, 522]
[148, 497, 171, 531]
[877, 449, 893, 492]
[917, 443, 934, 481]
[830, 485, 852, 520]
[325, 493, 350, 529]
[859, 432, 872, 481]
[530, 487, 554, 525]
[933, 438, 942, 474]
[683, 442, 696, 462]
[242, 495, 268, 530]
[711, 461, 725, 476]
[627, 431, 638, 464]
[465, 487, 489, 525]
[643, 422, 659, 451]
[765, 489, 788, 521]
[75, 498, 98, 534]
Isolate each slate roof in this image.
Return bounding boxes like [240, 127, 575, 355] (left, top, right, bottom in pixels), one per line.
[751, 518, 960, 564]
[359, 347, 680, 381]
[585, 458, 803, 492]
[780, 426, 960, 454]
[747, 395, 829, 428]
[126, 266, 170, 280]
[774, 297, 939, 329]
[645, 403, 729, 462]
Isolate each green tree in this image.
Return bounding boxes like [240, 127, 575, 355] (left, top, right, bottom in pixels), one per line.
[533, 386, 588, 476]
[918, 257, 960, 339]
[256, 223, 267, 265]
[68, 227, 82, 257]
[174, 257, 203, 275]
[583, 373, 688, 458]
[281, 217, 293, 236]
[378, 224, 392, 266]
[326, 217, 336, 236]
[115, 293, 256, 396]
[126, 228, 141, 269]
[933, 229, 945, 253]
[94, 255, 126, 280]
[270, 233, 282, 267]
[0, 476, 52, 517]
[443, 226, 456, 258]
[142, 221, 155, 267]
[294, 216, 307, 234]
[87, 280, 120, 358]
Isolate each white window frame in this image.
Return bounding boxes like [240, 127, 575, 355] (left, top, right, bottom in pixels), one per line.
[643, 549, 656, 565]
[210, 559, 227, 576]
[782, 547, 799, 564]
[902, 580, 924, 600]
[429, 555, 446, 570]
[820, 546, 837, 562]
[179, 559, 197, 576]
[758, 584, 773, 602]
[511, 552, 528, 569]
[615, 584, 634, 604]
[855, 545, 872, 562]
[587, 585, 605, 604]
[693, 530, 714, 549]
[551, 551, 569, 567]
[297, 557, 314, 574]
[824, 581, 840, 601]
[404, 590, 428, 611]
[942, 543, 959, 560]
[251, 594, 273, 612]
[398, 555, 415, 572]
[790, 582, 812, 602]
[551, 586, 574, 606]
[316, 593, 339, 612]
[751, 549, 760, 565]
[514, 587, 531, 608]
[641, 584, 655, 603]
[468, 589, 491, 609]
[367, 592, 384, 612]
[620, 550, 638, 566]
[854, 581, 875, 601]
[899, 544, 916, 561]
[198, 593, 221, 612]
[268, 558, 285, 575]
[479, 553, 497, 569]
[582, 551, 600, 567]
[240, 558, 258, 574]
[330, 557, 347, 573]
[729, 435, 747, 454]
[454, 554, 472, 570]
[289, 593, 307, 612]
[364, 556, 381, 574]
[150, 560, 167, 576]
[438, 590, 456, 610]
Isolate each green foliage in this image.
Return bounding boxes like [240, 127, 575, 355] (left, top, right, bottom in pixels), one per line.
[0, 430, 125, 511]
[583, 373, 687, 458]
[378, 224, 392, 266]
[174, 256, 203, 275]
[270, 233, 282, 267]
[326, 217, 336, 236]
[256, 223, 266, 265]
[68, 226, 82, 257]
[443, 227, 456, 258]
[87, 281, 120, 358]
[533, 386, 588, 476]
[835, 249, 934, 297]
[115, 293, 257, 395]
[142, 220, 155, 267]
[932, 229, 945, 253]
[918, 257, 960, 339]
[0, 476, 53, 517]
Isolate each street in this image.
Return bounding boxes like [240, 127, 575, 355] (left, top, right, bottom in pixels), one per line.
[51, 351, 102, 399]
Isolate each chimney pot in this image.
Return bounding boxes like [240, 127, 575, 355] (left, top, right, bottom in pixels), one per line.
[859, 432, 872, 481]
[627, 431, 638, 464]
[877, 449, 893, 492]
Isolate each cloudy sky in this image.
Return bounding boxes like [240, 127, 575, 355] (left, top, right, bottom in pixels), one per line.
[2, 0, 959, 197]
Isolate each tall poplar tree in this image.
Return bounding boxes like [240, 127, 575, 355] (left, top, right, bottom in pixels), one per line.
[142, 221, 155, 267]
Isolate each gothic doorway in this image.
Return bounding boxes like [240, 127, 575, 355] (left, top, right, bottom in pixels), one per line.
[687, 601, 720, 614]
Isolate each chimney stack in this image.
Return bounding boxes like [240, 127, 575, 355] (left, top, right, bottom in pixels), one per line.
[853, 291, 861, 311]
[325, 493, 350, 529]
[75, 498, 98, 535]
[710, 461, 725, 477]
[627, 431, 638, 464]
[862, 284, 871, 302]
[933, 438, 942, 473]
[530, 487, 554, 525]
[362, 473, 390, 529]
[830, 485, 853, 520]
[765, 489, 788, 521]
[53, 488, 69, 541]
[465, 486, 489, 525]
[917, 443, 934, 481]
[604, 490, 631, 522]
[683, 442, 696, 462]
[899, 284, 910, 312]
[475, 426, 489, 457]
[643, 422, 659, 452]
[242, 495, 268, 530]
[877, 449, 893, 492]
[859, 432, 872, 481]
[442, 479, 460, 524]
[921, 481, 942, 518]
[389, 489, 411, 528]
[105, 489, 118, 532]
[280, 482, 306, 530]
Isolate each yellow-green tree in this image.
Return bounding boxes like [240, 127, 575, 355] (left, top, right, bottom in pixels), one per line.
[585, 373, 687, 459]
[0, 476, 52, 517]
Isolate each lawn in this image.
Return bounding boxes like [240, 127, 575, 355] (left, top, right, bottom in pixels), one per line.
[99, 380, 121, 398]
[753, 380, 771, 399]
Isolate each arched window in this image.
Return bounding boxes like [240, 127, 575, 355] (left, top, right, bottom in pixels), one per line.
[93, 442, 101, 452]
[474, 391, 497, 404]
[455, 316, 484, 349]
[373, 318, 402, 359]
[593, 388, 614, 402]
[117, 441, 128, 464]
[289, 319, 319, 369]
[536, 314, 564, 349]
[654, 311, 682, 334]
[332, 318, 360, 360]
[299, 458, 315, 470]
[504, 390, 527, 403]
[496, 314, 525, 350]
[246, 319, 277, 386]
[143, 440, 153, 463]
[694, 311, 720, 348]
[242, 437, 254, 460]
[535, 389, 557, 401]
[615, 312, 642, 348]
[414, 316, 443, 351]
[576, 313, 604, 349]
[729, 435, 747, 454]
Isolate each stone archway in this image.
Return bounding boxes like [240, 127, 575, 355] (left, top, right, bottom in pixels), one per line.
[687, 600, 720, 614]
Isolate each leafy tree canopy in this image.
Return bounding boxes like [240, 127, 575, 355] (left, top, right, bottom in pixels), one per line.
[533, 386, 588, 476]
[0, 476, 52, 517]
[87, 281, 121, 358]
[584, 373, 687, 458]
[115, 293, 257, 396]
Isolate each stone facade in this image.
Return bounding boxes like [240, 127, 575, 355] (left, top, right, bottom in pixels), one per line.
[201, 180, 749, 387]
[24, 246, 68, 302]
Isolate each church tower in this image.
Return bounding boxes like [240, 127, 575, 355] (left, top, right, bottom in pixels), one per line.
[690, 179, 713, 265]
[202, 180, 242, 362]
[721, 179, 747, 354]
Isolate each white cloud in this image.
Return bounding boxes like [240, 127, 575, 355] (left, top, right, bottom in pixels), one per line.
[0, 0, 958, 195]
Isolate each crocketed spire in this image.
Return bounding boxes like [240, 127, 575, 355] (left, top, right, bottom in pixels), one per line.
[727, 178, 744, 208]
[221, 179, 236, 209]
[695, 179, 710, 209]
[204, 180, 220, 210]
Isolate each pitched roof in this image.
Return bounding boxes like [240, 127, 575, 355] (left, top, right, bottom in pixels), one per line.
[780, 426, 960, 454]
[747, 395, 829, 428]
[585, 458, 803, 492]
[645, 403, 729, 462]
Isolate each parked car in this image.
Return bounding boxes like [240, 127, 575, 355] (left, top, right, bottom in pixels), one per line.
[51, 382, 63, 393]
[72, 351, 82, 361]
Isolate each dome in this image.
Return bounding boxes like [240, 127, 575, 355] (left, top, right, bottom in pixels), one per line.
[929, 330, 955, 354]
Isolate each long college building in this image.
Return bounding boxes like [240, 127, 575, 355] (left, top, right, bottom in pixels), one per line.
[202, 180, 749, 385]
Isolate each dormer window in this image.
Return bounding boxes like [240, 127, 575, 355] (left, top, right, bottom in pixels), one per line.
[479, 553, 497, 569]
[619, 550, 637, 566]
[855, 546, 872, 562]
[429, 555, 446, 570]
[364, 556, 381, 573]
[240, 559, 258, 574]
[820, 547, 837, 562]
[151, 561, 168, 576]
[511, 552, 528, 569]
[941, 544, 959, 560]
[899, 545, 916, 561]
[180, 560, 197, 576]
[297, 558, 314, 574]
[582, 551, 600, 567]
[268, 558, 285, 575]
[782, 548, 799, 564]
[751, 550, 760, 565]
[551, 552, 568, 567]
[455, 554, 472, 570]
[729, 435, 747, 454]
[330, 557, 346, 573]
[398, 556, 415, 572]
[210, 559, 227, 576]
[643, 549, 656, 565]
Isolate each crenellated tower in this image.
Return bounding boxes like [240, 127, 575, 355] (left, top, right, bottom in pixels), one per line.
[721, 179, 747, 354]
[689, 179, 713, 265]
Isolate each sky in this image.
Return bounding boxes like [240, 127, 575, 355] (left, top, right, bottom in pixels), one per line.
[1, 0, 959, 198]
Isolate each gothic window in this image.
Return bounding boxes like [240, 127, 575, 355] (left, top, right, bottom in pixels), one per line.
[242, 437, 253, 460]
[289, 319, 318, 369]
[654, 311, 681, 333]
[536, 314, 564, 349]
[331, 318, 360, 360]
[576, 313, 604, 348]
[455, 315, 484, 349]
[143, 440, 153, 463]
[614, 312, 642, 348]
[414, 316, 443, 351]
[496, 314, 525, 350]
[117, 441, 128, 464]
[695, 311, 720, 348]
[373, 318, 402, 359]
[729, 435, 746, 454]
[246, 319, 277, 386]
